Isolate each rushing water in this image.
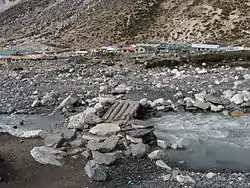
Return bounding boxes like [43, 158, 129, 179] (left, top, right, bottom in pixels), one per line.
[149, 112, 250, 170]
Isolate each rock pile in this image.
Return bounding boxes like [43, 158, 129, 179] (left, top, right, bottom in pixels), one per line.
[30, 97, 162, 181]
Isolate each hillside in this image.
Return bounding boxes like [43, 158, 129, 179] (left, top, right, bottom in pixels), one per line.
[0, 0, 250, 49]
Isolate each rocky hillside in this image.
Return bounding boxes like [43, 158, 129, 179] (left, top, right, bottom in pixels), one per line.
[1, 0, 250, 49]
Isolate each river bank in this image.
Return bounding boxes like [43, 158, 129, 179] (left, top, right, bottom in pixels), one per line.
[1, 55, 250, 187]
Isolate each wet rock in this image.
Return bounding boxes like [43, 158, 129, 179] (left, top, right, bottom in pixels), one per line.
[148, 150, 164, 160]
[30, 146, 67, 166]
[157, 140, 170, 149]
[230, 94, 244, 105]
[92, 151, 117, 165]
[89, 123, 121, 136]
[85, 160, 107, 181]
[55, 93, 80, 111]
[68, 108, 102, 129]
[176, 175, 196, 184]
[125, 127, 155, 138]
[43, 133, 64, 148]
[193, 101, 210, 110]
[131, 143, 148, 158]
[155, 160, 171, 170]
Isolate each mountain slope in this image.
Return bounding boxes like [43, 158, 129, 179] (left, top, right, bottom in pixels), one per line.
[0, 0, 250, 49]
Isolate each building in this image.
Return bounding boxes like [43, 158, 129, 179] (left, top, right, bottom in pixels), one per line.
[121, 46, 136, 53]
[191, 44, 220, 52]
[136, 44, 157, 53]
[157, 43, 189, 53]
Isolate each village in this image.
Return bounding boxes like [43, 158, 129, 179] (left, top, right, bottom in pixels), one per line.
[1, 41, 250, 61]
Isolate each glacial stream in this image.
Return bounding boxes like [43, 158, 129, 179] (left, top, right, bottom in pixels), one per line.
[149, 112, 250, 170]
[1, 112, 250, 170]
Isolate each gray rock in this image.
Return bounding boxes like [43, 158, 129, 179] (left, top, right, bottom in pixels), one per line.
[61, 129, 76, 141]
[126, 135, 142, 144]
[230, 94, 244, 105]
[31, 99, 40, 108]
[89, 123, 121, 136]
[71, 155, 80, 160]
[194, 91, 206, 102]
[148, 150, 164, 160]
[99, 135, 120, 153]
[155, 160, 171, 170]
[193, 101, 210, 110]
[210, 104, 224, 112]
[176, 175, 196, 184]
[82, 133, 107, 142]
[68, 148, 84, 155]
[69, 139, 85, 148]
[205, 95, 224, 105]
[223, 90, 235, 100]
[41, 92, 56, 106]
[55, 93, 80, 111]
[112, 84, 128, 94]
[157, 140, 170, 149]
[87, 140, 101, 151]
[98, 95, 116, 105]
[92, 151, 117, 165]
[43, 133, 64, 148]
[131, 143, 148, 158]
[81, 150, 91, 159]
[162, 174, 171, 181]
[68, 108, 102, 129]
[85, 160, 107, 181]
[30, 146, 67, 166]
[126, 128, 155, 138]
[123, 149, 132, 157]
[151, 98, 164, 108]
[206, 172, 216, 179]
[139, 98, 148, 106]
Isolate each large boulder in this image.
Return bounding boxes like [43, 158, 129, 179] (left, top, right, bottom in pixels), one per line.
[193, 101, 210, 110]
[30, 146, 67, 166]
[68, 108, 102, 129]
[230, 94, 244, 105]
[85, 160, 107, 181]
[99, 135, 120, 153]
[89, 123, 120, 136]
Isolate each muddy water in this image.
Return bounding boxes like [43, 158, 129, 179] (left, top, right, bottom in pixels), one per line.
[148, 112, 250, 170]
[0, 113, 64, 132]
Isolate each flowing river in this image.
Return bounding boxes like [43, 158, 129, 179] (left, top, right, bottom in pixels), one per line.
[149, 112, 250, 170]
[1, 112, 250, 170]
